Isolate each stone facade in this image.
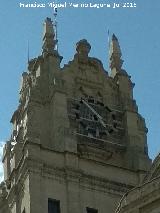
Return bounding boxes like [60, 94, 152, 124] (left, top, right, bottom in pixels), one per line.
[116, 154, 160, 213]
[0, 18, 152, 213]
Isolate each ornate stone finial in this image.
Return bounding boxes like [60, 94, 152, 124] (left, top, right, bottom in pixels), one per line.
[42, 17, 57, 55]
[76, 39, 91, 56]
[74, 39, 91, 63]
[109, 34, 123, 71]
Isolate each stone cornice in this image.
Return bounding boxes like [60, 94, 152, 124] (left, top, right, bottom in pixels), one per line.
[27, 157, 133, 196]
[7, 153, 133, 199]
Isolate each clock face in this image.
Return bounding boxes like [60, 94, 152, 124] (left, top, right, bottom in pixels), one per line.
[69, 96, 124, 141]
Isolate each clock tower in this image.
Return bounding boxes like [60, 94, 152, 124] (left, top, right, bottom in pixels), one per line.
[1, 18, 151, 213]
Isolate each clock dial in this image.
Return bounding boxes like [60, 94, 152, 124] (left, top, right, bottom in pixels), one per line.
[69, 96, 123, 141]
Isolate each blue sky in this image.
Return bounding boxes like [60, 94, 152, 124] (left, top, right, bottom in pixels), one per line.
[0, 0, 160, 181]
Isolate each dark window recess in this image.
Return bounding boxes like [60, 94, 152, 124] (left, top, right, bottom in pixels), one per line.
[48, 198, 60, 213]
[86, 207, 98, 213]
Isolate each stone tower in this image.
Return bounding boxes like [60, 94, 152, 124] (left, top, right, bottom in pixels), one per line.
[0, 18, 151, 213]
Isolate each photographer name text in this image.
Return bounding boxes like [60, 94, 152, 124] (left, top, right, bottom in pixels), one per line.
[19, 2, 137, 9]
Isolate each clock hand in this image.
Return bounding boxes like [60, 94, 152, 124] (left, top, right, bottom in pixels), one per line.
[81, 99, 106, 129]
[81, 98, 118, 133]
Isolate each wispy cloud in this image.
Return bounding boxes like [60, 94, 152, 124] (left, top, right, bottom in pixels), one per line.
[0, 141, 5, 183]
